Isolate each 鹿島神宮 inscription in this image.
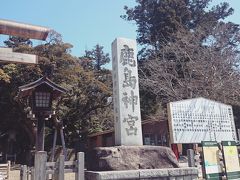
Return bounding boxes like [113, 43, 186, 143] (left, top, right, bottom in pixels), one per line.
[121, 45, 138, 134]
[112, 38, 143, 146]
[123, 114, 139, 136]
[122, 91, 138, 112]
[120, 45, 136, 67]
[123, 67, 136, 89]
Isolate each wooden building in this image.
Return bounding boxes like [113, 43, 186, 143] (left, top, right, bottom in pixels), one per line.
[88, 120, 169, 149]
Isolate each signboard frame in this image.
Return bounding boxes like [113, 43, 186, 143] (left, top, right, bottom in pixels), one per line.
[202, 141, 222, 179]
[168, 97, 237, 144]
[222, 141, 240, 179]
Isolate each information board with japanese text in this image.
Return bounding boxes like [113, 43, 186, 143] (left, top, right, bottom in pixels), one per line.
[168, 98, 237, 144]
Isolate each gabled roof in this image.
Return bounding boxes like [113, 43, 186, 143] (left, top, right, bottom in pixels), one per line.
[18, 76, 67, 99]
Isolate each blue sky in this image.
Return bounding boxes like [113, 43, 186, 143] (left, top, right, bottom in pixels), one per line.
[0, 0, 240, 64]
[0, 1, 137, 58]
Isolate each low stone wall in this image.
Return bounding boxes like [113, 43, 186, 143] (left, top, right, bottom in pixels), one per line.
[85, 167, 198, 180]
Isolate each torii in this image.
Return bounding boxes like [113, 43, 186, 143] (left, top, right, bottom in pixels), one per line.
[1, 19, 68, 160]
[0, 19, 50, 64]
[0, 19, 50, 157]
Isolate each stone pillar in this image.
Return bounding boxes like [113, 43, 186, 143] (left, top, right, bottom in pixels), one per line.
[111, 38, 143, 146]
[187, 149, 195, 167]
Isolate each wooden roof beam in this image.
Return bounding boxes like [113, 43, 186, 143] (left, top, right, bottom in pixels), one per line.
[0, 19, 50, 40]
[0, 47, 37, 64]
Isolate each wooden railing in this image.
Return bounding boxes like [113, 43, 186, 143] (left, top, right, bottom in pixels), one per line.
[20, 152, 84, 180]
[0, 161, 10, 180]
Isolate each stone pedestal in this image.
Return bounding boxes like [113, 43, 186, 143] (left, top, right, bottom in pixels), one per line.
[85, 168, 199, 180]
[88, 146, 179, 171]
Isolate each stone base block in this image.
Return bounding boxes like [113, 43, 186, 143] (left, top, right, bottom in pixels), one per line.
[87, 146, 179, 171]
[85, 167, 198, 180]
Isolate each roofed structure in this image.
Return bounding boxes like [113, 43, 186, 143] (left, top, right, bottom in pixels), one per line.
[18, 76, 67, 100]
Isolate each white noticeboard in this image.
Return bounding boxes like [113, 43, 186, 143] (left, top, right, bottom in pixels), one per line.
[167, 97, 237, 144]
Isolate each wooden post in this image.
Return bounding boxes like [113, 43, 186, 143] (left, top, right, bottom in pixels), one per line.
[30, 167, 34, 180]
[34, 151, 47, 180]
[58, 155, 65, 180]
[193, 144, 199, 154]
[20, 165, 27, 180]
[7, 161, 10, 180]
[51, 129, 58, 162]
[53, 155, 64, 180]
[60, 128, 67, 160]
[75, 152, 84, 180]
[36, 116, 45, 151]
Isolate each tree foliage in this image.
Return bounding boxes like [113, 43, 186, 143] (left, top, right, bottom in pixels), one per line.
[4, 36, 32, 48]
[0, 33, 112, 162]
[122, 0, 234, 57]
[123, 0, 240, 121]
[83, 44, 110, 71]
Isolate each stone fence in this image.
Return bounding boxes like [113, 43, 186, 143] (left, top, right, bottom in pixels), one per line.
[86, 167, 198, 180]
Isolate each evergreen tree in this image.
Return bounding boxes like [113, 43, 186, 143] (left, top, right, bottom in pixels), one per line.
[123, 0, 240, 121]
[0, 35, 113, 163]
[84, 44, 110, 71]
[122, 0, 234, 58]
